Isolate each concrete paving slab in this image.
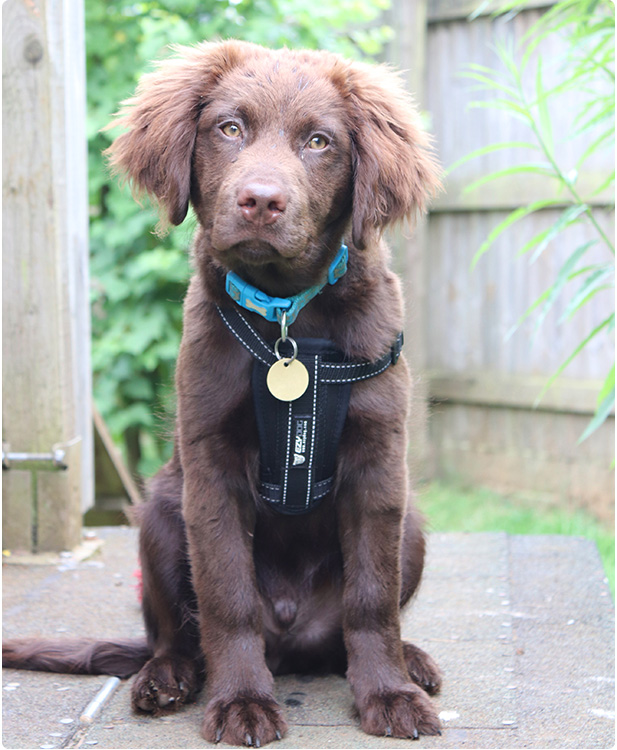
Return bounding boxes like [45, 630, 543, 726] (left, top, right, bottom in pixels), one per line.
[2, 528, 614, 749]
[2, 671, 112, 749]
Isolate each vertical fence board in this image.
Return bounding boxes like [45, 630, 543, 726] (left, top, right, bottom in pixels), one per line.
[2, 0, 92, 552]
[387, 0, 434, 480]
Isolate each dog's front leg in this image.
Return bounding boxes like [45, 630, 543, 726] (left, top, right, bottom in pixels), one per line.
[337, 412, 441, 739]
[182, 465, 287, 747]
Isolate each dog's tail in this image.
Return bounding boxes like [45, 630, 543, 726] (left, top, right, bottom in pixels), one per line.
[2, 638, 151, 679]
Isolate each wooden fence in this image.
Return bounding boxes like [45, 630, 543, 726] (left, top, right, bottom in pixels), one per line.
[390, 0, 614, 521]
[2, 0, 92, 552]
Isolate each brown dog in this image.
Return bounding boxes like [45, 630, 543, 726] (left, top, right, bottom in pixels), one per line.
[3, 41, 442, 746]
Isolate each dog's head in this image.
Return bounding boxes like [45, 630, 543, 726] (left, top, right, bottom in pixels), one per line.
[107, 41, 440, 290]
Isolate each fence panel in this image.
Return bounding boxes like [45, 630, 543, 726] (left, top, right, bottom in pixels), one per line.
[393, 0, 614, 520]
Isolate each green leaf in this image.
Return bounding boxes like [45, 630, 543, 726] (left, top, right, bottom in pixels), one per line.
[463, 163, 558, 195]
[578, 385, 615, 443]
[494, 37, 525, 80]
[598, 364, 616, 405]
[467, 0, 491, 22]
[121, 376, 155, 401]
[534, 313, 615, 406]
[471, 199, 565, 268]
[573, 99, 615, 134]
[446, 141, 539, 175]
[506, 286, 553, 340]
[531, 241, 598, 334]
[462, 71, 519, 97]
[535, 56, 554, 156]
[468, 98, 534, 123]
[591, 170, 615, 197]
[559, 264, 615, 322]
[107, 402, 155, 437]
[576, 126, 615, 171]
[526, 204, 590, 263]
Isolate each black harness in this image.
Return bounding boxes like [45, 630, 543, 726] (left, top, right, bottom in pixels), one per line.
[217, 305, 403, 515]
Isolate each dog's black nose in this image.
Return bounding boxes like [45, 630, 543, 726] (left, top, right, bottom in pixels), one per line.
[237, 182, 287, 225]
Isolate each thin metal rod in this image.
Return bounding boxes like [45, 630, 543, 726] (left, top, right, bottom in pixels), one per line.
[2, 450, 66, 469]
[79, 677, 121, 724]
[5, 452, 56, 462]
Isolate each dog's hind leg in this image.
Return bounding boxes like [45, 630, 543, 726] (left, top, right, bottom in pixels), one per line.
[401, 641, 442, 696]
[399, 507, 426, 606]
[399, 507, 442, 695]
[131, 458, 205, 714]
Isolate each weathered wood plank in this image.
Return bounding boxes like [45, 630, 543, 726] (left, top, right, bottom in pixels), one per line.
[433, 173, 614, 213]
[429, 403, 615, 523]
[93, 407, 143, 507]
[387, 0, 433, 481]
[427, 0, 553, 24]
[428, 371, 612, 415]
[2, 0, 91, 551]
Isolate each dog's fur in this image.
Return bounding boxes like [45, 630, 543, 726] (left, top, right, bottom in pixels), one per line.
[3, 41, 443, 746]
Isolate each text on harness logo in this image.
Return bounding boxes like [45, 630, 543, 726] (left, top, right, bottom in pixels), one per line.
[291, 416, 311, 468]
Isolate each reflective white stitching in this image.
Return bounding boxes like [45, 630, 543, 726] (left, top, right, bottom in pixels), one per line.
[233, 308, 276, 359]
[261, 481, 279, 491]
[216, 305, 272, 366]
[320, 335, 401, 374]
[305, 355, 319, 508]
[320, 359, 391, 384]
[260, 494, 279, 503]
[321, 361, 372, 371]
[313, 484, 333, 501]
[282, 402, 293, 505]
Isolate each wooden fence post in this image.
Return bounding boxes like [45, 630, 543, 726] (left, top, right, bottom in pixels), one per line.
[2, 0, 92, 552]
[388, 0, 434, 482]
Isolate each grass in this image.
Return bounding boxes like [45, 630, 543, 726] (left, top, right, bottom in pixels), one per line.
[418, 480, 615, 596]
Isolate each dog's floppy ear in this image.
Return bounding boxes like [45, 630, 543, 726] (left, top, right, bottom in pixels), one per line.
[343, 62, 441, 250]
[105, 41, 251, 227]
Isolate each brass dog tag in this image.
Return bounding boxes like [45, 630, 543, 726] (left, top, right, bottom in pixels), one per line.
[267, 359, 309, 402]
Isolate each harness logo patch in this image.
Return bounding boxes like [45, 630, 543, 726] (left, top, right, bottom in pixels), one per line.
[291, 416, 311, 469]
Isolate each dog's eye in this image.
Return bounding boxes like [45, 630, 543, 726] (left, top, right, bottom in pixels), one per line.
[307, 134, 329, 151]
[220, 122, 242, 139]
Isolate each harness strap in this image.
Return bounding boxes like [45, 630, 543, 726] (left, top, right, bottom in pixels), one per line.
[216, 305, 403, 383]
[215, 304, 403, 514]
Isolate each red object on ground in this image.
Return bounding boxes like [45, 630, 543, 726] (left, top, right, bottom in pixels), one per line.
[132, 566, 143, 603]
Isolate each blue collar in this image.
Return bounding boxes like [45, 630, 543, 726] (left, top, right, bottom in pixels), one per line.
[225, 244, 348, 325]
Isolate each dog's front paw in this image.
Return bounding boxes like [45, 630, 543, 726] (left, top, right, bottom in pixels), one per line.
[203, 693, 287, 747]
[359, 684, 441, 739]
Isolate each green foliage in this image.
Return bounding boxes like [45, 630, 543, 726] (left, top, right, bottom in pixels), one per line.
[87, 0, 392, 477]
[450, 0, 615, 442]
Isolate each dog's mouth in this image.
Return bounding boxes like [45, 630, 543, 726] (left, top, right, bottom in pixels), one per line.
[216, 239, 333, 298]
[215, 237, 314, 282]
[219, 239, 290, 266]
[215, 240, 296, 291]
